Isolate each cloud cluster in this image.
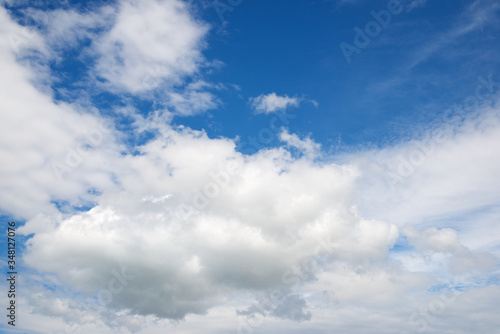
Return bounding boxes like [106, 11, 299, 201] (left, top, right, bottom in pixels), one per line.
[13, 101, 500, 332]
[20, 125, 400, 321]
[0, 1, 499, 333]
[15, 0, 218, 114]
[0, 6, 120, 220]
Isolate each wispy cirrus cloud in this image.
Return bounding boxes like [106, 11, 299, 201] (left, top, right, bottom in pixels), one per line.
[406, 0, 500, 70]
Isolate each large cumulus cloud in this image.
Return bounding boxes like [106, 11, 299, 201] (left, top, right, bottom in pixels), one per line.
[20, 125, 399, 320]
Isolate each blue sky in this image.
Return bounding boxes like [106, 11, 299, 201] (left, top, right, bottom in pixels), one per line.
[0, 0, 500, 333]
[215, 0, 499, 148]
[168, 0, 499, 147]
[7, 0, 500, 150]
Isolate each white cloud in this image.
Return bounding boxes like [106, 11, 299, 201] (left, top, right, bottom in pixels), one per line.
[18, 0, 216, 115]
[19, 128, 401, 321]
[250, 92, 301, 114]
[25, 5, 114, 52]
[165, 80, 220, 115]
[404, 226, 465, 254]
[279, 129, 321, 159]
[0, 7, 121, 220]
[348, 95, 500, 227]
[93, 0, 209, 94]
[403, 225, 498, 276]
